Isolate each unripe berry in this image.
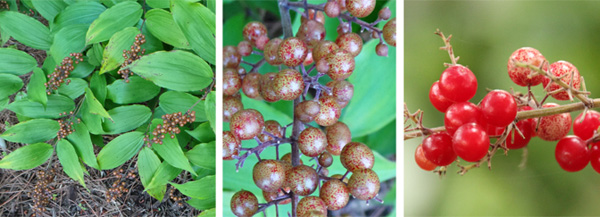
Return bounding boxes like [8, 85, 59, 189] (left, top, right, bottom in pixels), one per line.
[285, 165, 318, 196]
[223, 68, 242, 96]
[325, 121, 351, 155]
[298, 127, 328, 157]
[325, 1, 341, 17]
[223, 131, 240, 160]
[258, 120, 283, 142]
[378, 7, 391, 20]
[229, 109, 265, 140]
[263, 188, 291, 204]
[295, 100, 320, 123]
[223, 96, 243, 122]
[382, 18, 396, 47]
[315, 96, 341, 126]
[242, 21, 267, 47]
[278, 37, 308, 67]
[340, 142, 374, 171]
[273, 69, 304, 101]
[348, 168, 380, 200]
[345, 0, 376, 18]
[316, 59, 330, 74]
[325, 49, 355, 81]
[376, 43, 388, 57]
[313, 40, 339, 61]
[230, 190, 258, 217]
[253, 160, 286, 192]
[237, 41, 252, 56]
[318, 152, 333, 167]
[264, 38, 283, 65]
[319, 179, 349, 210]
[260, 72, 282, 102]
[255, 35, 269, 50]
[297, 20, 326, 48]
[224, 45, 242, 68]
[336, 33, 363, 57]
[297, 196, 327, 216]
[536, 103, 571, 141]
[242, 72, 262, 99]
[301, 9, 325, 25]
[543, 61, 581, 100]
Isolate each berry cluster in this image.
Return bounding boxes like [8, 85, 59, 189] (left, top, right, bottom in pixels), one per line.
[44, 53, 83, 95]
[28, 168, 57, 214]
[105, 168, 136, 202]
[224, 1, 394, 216]
[56, 111, 81, 140]
[168, 187, 186, 208]
[0, 1, 8, 10]
[118, 33, 146, 82]
[144, 111, 196, 145]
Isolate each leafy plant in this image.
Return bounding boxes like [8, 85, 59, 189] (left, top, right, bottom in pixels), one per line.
[0, 0, 215, 215]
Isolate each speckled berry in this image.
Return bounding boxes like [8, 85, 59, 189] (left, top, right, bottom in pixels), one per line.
[325, 49, 355, 81]
[223, 131, 240, 160]
[243, 21, 268, 47]
[318, 152, 333, 167]
[315, 96, 341, 127]
[325, 121, 351, 155]
[230, 190, 258, 217]
[543, 61, 581, 100]
[237, 41, 252, 56]
[253, 160, 286, 192]
[278, 37, 308, 67]
[348, 168, 380, 200]
[224, 45, 242, 68]
[263, 188, 291, 205]
[340, 142, 374, 171]
[382, 18, 396, 47]
[255, 36, 269, 50]
[346, 0, 376, 18]
[223, 68, 241, 96]
[297, 196, 327, 217]
[229, 109, 265, 140]
[285, 165, 318, 196]
[325, 1, 340, 17]
[536, 103, 571, 141]
[325, 80, 354, 108]
[303, 50, 314, 66]
[242, 72, 262, 99]
[320, 179, 349, 210]
[299, 127, 328, 157]
[295, 100, 321, 123]
[224, 96, 243, 122]
[316, 58, 330, 74]
[297, 19, 326, 48]
[507, 47, 547, 86]
[264, 38, 283, 65]
[259, 120, 283, 143]
[336, 33, 363, 57]
[313, 40, 339, 62]
[273, 69, 304, 101]
[260, 72, 282, 102]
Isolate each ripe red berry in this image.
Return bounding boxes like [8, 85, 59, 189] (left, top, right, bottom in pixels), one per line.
[452, 123, 490, 162]
[325, 121, 351, 155]
[519, 105, 537, 137]
[382, 18, 396, 47]
[415, 144, 438, 171]
[242, 72, 262, 99]
[590, 143, 600, 174]
[505, 120, 533, 150]
[285, 165, 318, 196]
[536, 103, 571, 141]
[348, 168, 380, 200]
[429, 80, 453, 113]
[480, 90, 517, 127]
[438, 65, 477, 102]
[335, 33, 363, 57]
[325, 49, 355, 81]
[340, 142, 374, 171]
[230, 190, 258, 217]
[273, 69, 304, 101]
[223, 131, 241, 160]
[242, 21, 267, 47]
[422, 132, 456, 166]
[298, 127, 327, 157]
[229, 109, 265, 140]
[297, 196, 327, 216]
[223, 96, 243, 122]
[319, 179, 350, 210]
[315, 96, 341, 126]
[543, 61, 581, 100]
[444, 101, 483, 135]
[507, 47, 547, 86]
[345, 0, 376, 18]
[253, 160, 286, 192]
[277, 37, 308, 67]
[555, 136, 589, 172]
[573, 110, 600, 141]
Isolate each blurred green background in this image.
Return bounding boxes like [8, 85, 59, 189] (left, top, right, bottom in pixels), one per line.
[405, 1, 600, 216]
[224, 0, 397, 216]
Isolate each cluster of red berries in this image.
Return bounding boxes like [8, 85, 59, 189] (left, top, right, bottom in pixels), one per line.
[105, 168, 136, 202]
[45, 53, 83, 95]
[28, 168, 57, 215]
[144, 111, 196, 145]
[118, 33, 146, 82]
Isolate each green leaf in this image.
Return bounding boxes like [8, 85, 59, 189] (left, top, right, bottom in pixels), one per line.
[53, 1, 106, 33]
[50, 24, 88, 64]
[26, 68, 47, 107]
[240, 95, 293, 125]
[204, 92, 215, 131]
[56, 78, 87, 100]
[341, 40, 396, 137]
[159, 91, 206, 122]
[56, 139, 86, 187]
[80, 102, 104, 134]
[145, 9, 190, 49]
[188, 197, 215, 210]
[137, 147, 161, 187]
[102, 105, 151, 134]
[87, 43, 104, 66]
[186, 122, 215, 143]
[71, 61, 95, 78]
[151, 131, 196, 176]
[185, 142, 215, 170]
[85, 1, 142, 44]
[198, 208, 215, 217]
[32, 0, 68, 22]
[147, 0, 169, 8]
[0, 48, 37, 75]
[0, 11, 52, 50]
[0, 119, 59, 144]
[0, 97, 9, 111]
[170, 175, 214, 199]
[7, 95, 75, 119]
[99, 27, 140, 74]
[0, 143, 53, 170]
[84, 87, 112, 121]
[126, 50, 213, 92]
[90, 72, 107, 104]
[170, 0, 215, 64]
[97, 131, 145, 170]
[106, 76, 161, 104]
[42, 54, 57, 75]
[0, 74, 23, 100]
[145, 161, 182, 200]
[66, 122, 100, 169]
[138, 20, 164, 54]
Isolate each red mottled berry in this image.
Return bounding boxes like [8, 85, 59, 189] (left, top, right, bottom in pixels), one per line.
[224, 45, 242, 68]
[480, 90, 517, 127]
[264, 38, 283, 65]
[295, 100, 320, 123]
[507, 47, 547, 86]
[303, 50, 314, 65]
[590, 143, 600, 174]
[263, 188, 291, 204]
[555, 136, 589, 172]
[223, 96, 243, 122]
[319, 179, 350, 210]
[536, 103, 571, 141]
[378, 7, 391, 20]
[301, 9, 325, 25]
[260, 72, 281, 102]
[315, 96, 341, 126]
[543, 61, 581, 100]
[422, 132, 456, 166]
[259, 120, 283, 142]
[319, 152, 333, 167]
[382, 18, 396, 47]
[444, 101, 483, 135]
[331, 174, 349, 184]
[297, 20, 326, 48]
[253, 160, 286, 192]
[273, 69, 304, 100]
[348, 168, 380, 200]
[229, 109, 265, 140]
[285, 165, 318, 196]
[573, 110, 600, 140]
[325, 121, 351, 155]
[429, 80, 453, 113]
[439, 65, 477, 102]
[415, 144, 437, 171]
[337, 0, 347, 12]
[242, 72, 262, 99]
[223, 68, 241, 96]
[237, 40, 252, 56]
[255, 35, 269, 50]
[325, 80, 354, 108]
[298, 127, 328, 157]
[376, 43, 388, 57]
[230, 190, 258, 217]
[345, 0, 376, 18]
[313, 40, 339, 61]
[335, 33, 363, 57]
[278, 37, 308, 67]
[325, 49, 355, 81]
[223, 131, 240, 160]
[452, 123, 490, 162]
[297, 196, 327, 217]
[316, 58, 330, 73]
[242, 21, 267, 47]
[340, 142, 374, 171]
[325, 1, 340, 17]
[506, 120, 533, 149]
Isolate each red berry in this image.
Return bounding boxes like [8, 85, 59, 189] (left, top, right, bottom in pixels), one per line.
[536, 103, 571, 141]
[507, 47, 547, 87]
[258, 120, 283, 143]
[429, 80, 453, 113]
[237, 41, 252, 56]
[315, 96, 341, 126]
[319, 179, 349, 210]
[422, 132, 456, 166]
[340, 142, 374, 171]
[285, 165, 318, 196]
[223, 68, 241, 96]
[519, 105, 537, 137]
[335, 33, 363, 57]
[543, 61, 581, 100]
[452, 123, 490, 162]
[223, 131, 240, 160]
[573, 110, 600, 141]
[229, 109, 265, 140]
[438, 65, 477, 102]
[555, 136, 589, 172]
[273, 69, 304, 101]
[325, 121, 351, 155]
[264, 38, 283, 65]
[345, 0, 376, 18]
[224, 45, 242, 68]
[223, 96, 243, 122]
[242, 72, 262, 99]
[325, 49, 355, 81]
[506, 120, 533, 150]
[590, 143, 600, 174]
[480, 90, 517, 127]
[444, 101, 483, 135]
[253, 160, 286, 192]
[230, 190, 258, 217]
[242, 21, 267, 47]
[298, 127, 327, 157]
[297, 196, 327, 216]
[415, 144, 438, 171]
[296, 20, 326, 48]
[347, 168, 380, 200]
[278, 37, 308, 67]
